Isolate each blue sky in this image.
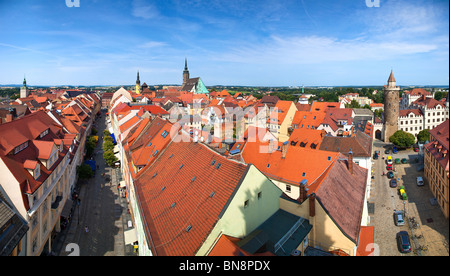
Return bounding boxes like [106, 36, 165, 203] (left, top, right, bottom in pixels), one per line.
[0, 0, 448, 86]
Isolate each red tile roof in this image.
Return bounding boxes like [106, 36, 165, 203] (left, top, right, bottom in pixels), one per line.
[0, 111, 73, 210]
[356, 226, 375, 256]
[241, 139, 340, 188]
[134, 139, 248, 256]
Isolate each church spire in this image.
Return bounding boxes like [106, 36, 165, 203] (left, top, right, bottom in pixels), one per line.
[183, 58, 190, 86]
[136, 70, 141, 95]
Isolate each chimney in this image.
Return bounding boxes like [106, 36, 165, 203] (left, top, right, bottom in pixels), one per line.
[281, 141, 288, 159]
[298, 179, 308, 203]
[268, 139, 275, 153]
[348, 149, 353, 175]
[309, 193, 316, 217]
[5, 113, 13, 122]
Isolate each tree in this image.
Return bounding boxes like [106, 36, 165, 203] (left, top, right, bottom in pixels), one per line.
[389, 130, 415, 148]
[345, 100, 361, 109]
[103, 150, 118, 167]
[103, 140, 114, 152]
[77, 164, 94, 179]
[417, 129, 430, 143]
[85, 136, 97, 157]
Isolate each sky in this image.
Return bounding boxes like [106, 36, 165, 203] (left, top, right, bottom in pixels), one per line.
[0, 0, 448, 87]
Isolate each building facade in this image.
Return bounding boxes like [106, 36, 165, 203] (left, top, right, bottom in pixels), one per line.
[424, 120, 449, 219]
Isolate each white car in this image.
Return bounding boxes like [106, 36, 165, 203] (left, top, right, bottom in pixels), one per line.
[417, 176, 424, 186]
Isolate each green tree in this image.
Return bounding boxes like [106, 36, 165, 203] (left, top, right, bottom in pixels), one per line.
[345, 100, 361, 109]
[85, 136, 97, 157]
[77, 164, 94, 179]
[389, 130, 415, 148]
[417, 129, 430, 143]
[103, 140, 114, 152]
[103, 150, 118, 167]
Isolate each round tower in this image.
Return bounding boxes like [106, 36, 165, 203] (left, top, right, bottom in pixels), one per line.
[383, 70, 400, 142]
[20, 76, 29, 98]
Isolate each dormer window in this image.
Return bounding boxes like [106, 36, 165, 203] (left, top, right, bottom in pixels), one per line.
[14, 141, 29, 155]
[40, 129, 49, 138]
[34, 166, 40, 180]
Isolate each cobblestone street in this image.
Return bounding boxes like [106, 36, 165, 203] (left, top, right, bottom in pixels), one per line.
[52, 111, 136, 256]
[371, 140, 449, 256]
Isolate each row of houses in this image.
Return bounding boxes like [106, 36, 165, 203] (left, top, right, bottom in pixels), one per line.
[107, 87, 375, 256]
[0, 92, 101, 256]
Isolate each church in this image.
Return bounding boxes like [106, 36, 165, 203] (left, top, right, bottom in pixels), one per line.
[180, 58, 209, 94]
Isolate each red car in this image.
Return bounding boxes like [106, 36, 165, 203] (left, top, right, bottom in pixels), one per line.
[387, 164, 393, 170]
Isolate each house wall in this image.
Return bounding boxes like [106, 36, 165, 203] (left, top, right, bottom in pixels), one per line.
[280, 196, 357, 256]
[197, 165, 282, 256]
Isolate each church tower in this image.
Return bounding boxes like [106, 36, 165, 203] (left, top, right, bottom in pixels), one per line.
[20, 76, 29, 98]
[136, 70, 141, 95]
[383, 70, 400, 142]
[183, 58, 190, 86]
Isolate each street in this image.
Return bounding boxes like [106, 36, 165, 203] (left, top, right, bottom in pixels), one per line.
[371, 140, 449, 256]
[54, 110, 135, 256]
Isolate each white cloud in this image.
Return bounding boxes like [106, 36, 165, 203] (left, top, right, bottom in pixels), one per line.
[131, 0, 159, 19]
[214, 35, 437, 65]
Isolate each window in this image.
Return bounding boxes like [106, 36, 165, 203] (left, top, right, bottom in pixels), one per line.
[161, 130, 169, 138]
[267, 164, 270, 168]
[286, 185, 291, 192]
[302, 172, 306, 177]
[153, 150, 159, 157]
[258, 192, 262, 199]
[34, 166, 40, 180]
[244, 200, 249, 208]
[39, 129, 49, 138]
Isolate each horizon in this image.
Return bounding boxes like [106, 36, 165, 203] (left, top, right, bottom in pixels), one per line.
[0, 0, 448, 87]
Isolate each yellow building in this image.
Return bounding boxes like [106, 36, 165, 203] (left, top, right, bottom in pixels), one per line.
[268, 100, 298, 142]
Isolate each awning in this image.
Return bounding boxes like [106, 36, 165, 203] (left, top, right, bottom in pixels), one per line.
[124, 228, 138, 245]
[61, 199, 73, 218]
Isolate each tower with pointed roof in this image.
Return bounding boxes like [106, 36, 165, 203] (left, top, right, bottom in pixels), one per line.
[136, 70, 141, 95]
[183, 58, 189, 86]
[20, 76, 29, 98]
[383, 70, 400, 142]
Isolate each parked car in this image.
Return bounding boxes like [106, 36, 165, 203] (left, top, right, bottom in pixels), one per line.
[390, 178, 397, 188]
[387, 171, 394, 179]
[387, 164, 393, 170]
[385, 149, 390, 154]
[393, 210, 405, 226]
[393, 146, 398, 153]
[396, 231, 411, 253]
[395, 158, 401, 164]
[373, 152, 379, 159]
[387, 156, 393, 165]
[417, 176, 424, 186]
[401, 158, 408, 164]
[414, 147, 419, 152]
